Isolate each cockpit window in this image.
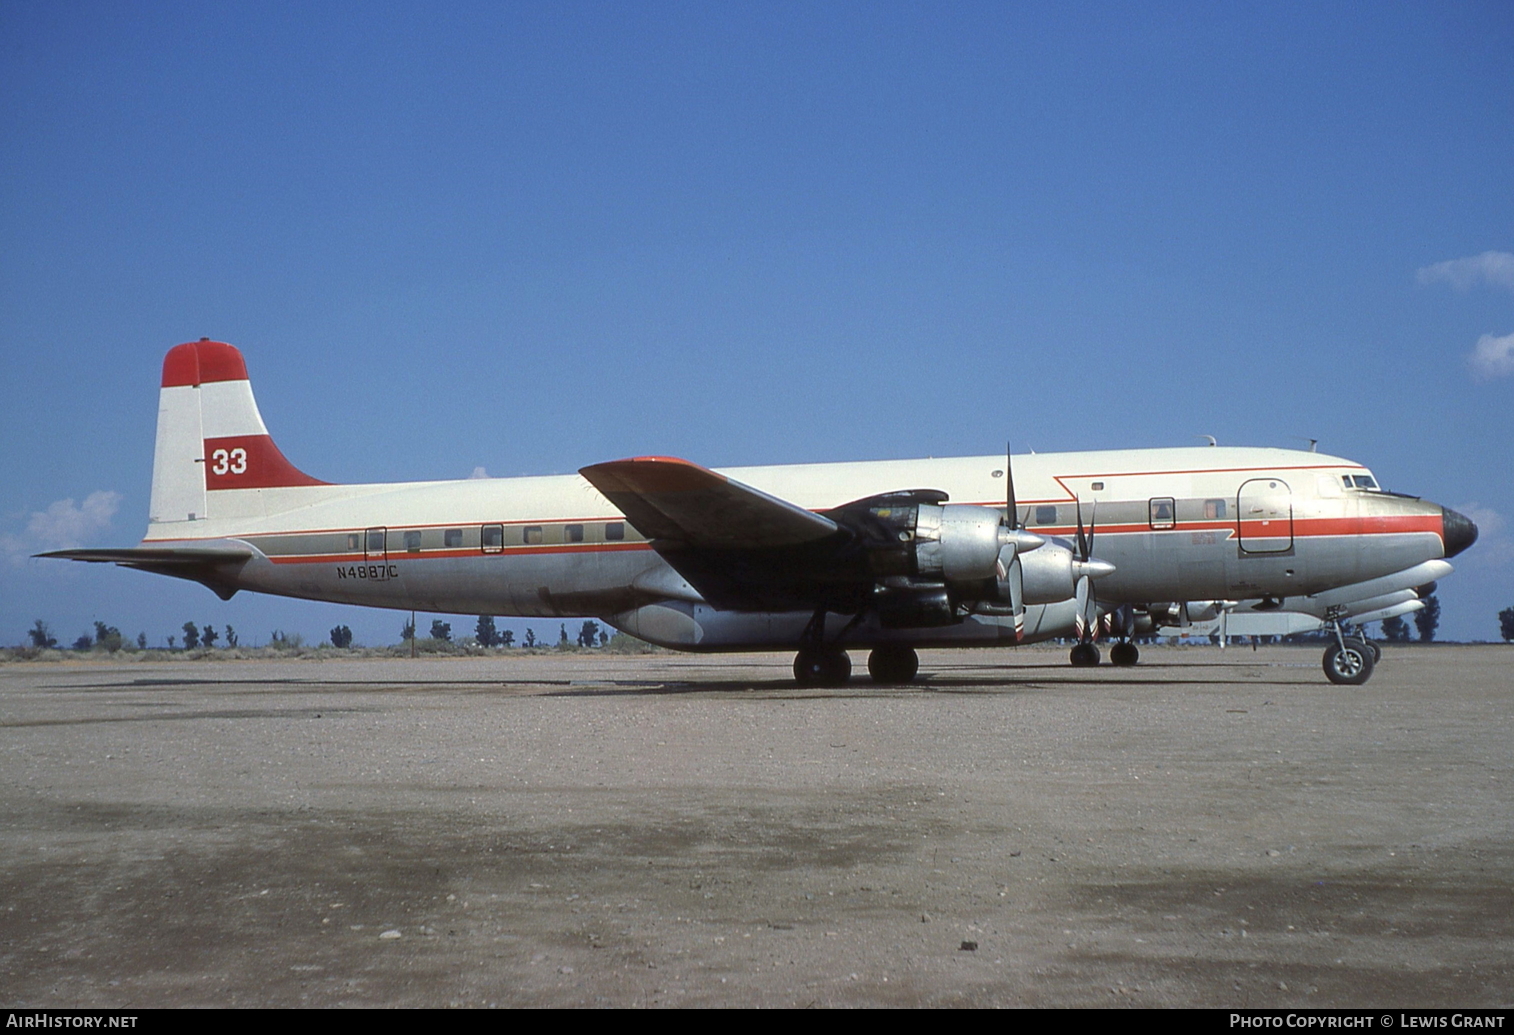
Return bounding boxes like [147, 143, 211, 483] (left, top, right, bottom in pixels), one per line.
[1345, 474, 1380, 490]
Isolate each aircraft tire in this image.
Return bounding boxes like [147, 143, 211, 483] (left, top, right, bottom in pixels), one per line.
[867, 645, 919, 684]
[1323, 641, 1375, 685]
[795, 648, 851, 686]
[1341, 637, 1381, 666]
[794, 649, 825, 685]
[1109, 642, 1139, 667]
[1069, 642, 1101, 667]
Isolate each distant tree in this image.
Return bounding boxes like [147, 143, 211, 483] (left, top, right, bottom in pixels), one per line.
[330, 624, 353, 648]
[27, 620, 57, 649]
[136, 632, 147, 650]
[182, 622, 200, 650]
[523, 628, 537, 648]
[202, 624, 219, 648]
[1381, 615, 1412, 642]
[166, 634, 176, 649]
[73, 633, 93, 651]
[559, 623, 569, 646]
[1414, 595, 1441, 642]
[500, 629, 515, 648]
[401, 618, 415, 641]
[430, 619, 452, 642]
[577, 620, 600, 648]
[225, 626, 238, 647]
[93, 621, 123, 652]
[475, 615, 499, 647]
[599, 629, 608, 647]
[1500, 607, 1514, 643]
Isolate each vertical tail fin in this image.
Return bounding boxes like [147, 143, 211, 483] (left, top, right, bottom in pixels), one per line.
[149, 339, 328, 527]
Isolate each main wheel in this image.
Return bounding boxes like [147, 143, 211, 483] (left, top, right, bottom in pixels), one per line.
[794, 649, 826, 685]
[1323, 640, 1375, 685]
[867, 645, 919, 684]
[1069, 642, 1101, 667]
[1109, 641, 1140, 667]
[795, 648, 851, 686]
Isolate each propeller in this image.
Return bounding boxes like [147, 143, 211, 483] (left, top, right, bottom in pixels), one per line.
[1071, 498, 1115, 642]
[995, 443, 1038, 641]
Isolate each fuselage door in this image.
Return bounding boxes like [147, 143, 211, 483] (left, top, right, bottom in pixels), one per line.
[365, 527, 387, 561]
[1237, 479, 1293, 553]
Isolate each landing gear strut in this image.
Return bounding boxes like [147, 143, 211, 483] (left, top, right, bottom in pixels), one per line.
[793, 607, 853, 686]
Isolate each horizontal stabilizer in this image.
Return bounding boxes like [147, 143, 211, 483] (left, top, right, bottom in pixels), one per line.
[38, 544, 254, 600]
[580, 456, 840, 548]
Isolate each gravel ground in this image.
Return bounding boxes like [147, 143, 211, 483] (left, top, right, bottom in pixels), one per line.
[1, 643, 1510, 1008]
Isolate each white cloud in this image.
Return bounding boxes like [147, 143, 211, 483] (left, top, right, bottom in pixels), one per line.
[1416, 251, 1514, 292]
[2, 490, 123, 563]
[1468, 331, 1514, 378]
[468, 466, 491, 479]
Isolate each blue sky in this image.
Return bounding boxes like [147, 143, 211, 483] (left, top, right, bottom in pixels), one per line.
[3, 1, 1511, 647]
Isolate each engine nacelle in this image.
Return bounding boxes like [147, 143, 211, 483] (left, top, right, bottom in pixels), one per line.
[914, 504, 1004, 583]
[1017, 541, 1078, 604]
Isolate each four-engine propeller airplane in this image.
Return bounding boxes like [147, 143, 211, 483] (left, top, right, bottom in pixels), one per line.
[44, 340, 1478, 685]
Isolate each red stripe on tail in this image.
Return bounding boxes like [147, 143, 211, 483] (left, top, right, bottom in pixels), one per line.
[203, 435, 329, 489]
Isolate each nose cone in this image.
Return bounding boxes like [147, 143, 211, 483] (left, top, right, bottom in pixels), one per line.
[1441, 507, 1479, 558]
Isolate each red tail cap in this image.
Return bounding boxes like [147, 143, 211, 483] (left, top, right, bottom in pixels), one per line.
[161, 340, 250, 388]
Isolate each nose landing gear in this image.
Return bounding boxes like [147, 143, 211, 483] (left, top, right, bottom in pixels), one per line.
[1322, 610, 1377, 685]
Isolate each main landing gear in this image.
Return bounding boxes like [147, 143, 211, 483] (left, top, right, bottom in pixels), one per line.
[792, 646, 923, 686]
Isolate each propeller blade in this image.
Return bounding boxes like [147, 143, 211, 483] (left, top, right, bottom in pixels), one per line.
[1005, 442, 1019, 530]
[1075, 499, 1089, 562]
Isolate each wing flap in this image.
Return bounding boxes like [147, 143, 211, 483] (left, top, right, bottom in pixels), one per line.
[580, 456, 839, 548]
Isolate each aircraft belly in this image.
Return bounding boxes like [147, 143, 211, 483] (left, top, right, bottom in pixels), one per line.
[608, 599, 1080, 652]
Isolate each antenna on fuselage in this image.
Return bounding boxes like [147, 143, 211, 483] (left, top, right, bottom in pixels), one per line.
[1196, 435, 1217, 447]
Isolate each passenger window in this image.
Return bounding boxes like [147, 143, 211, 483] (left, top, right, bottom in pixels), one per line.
[1204, 499, 1226, 520]
[404, 531, 422, 553]
[481, 525, 503, 553]
[605, 521, 625, 542]
[347, 533, 361, 551]
[565, 523, 584, 543]
[444, 528, 462, 548]
[523, 526, 542, 545]
[366, 528, 385, 554]
[1035, 505, 1058, 525]
[1149, 497, 1176, 530]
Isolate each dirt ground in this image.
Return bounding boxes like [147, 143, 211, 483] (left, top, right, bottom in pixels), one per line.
[1, 643, 1510, 1008]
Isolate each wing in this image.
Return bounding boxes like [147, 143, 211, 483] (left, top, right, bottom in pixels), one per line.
[38, 543, 254, 600]
[579, 456, 839, 548]
[581, 456, 861, 610]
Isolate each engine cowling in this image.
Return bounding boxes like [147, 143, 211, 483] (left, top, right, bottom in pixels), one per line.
[914, 504, 1005, 582]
